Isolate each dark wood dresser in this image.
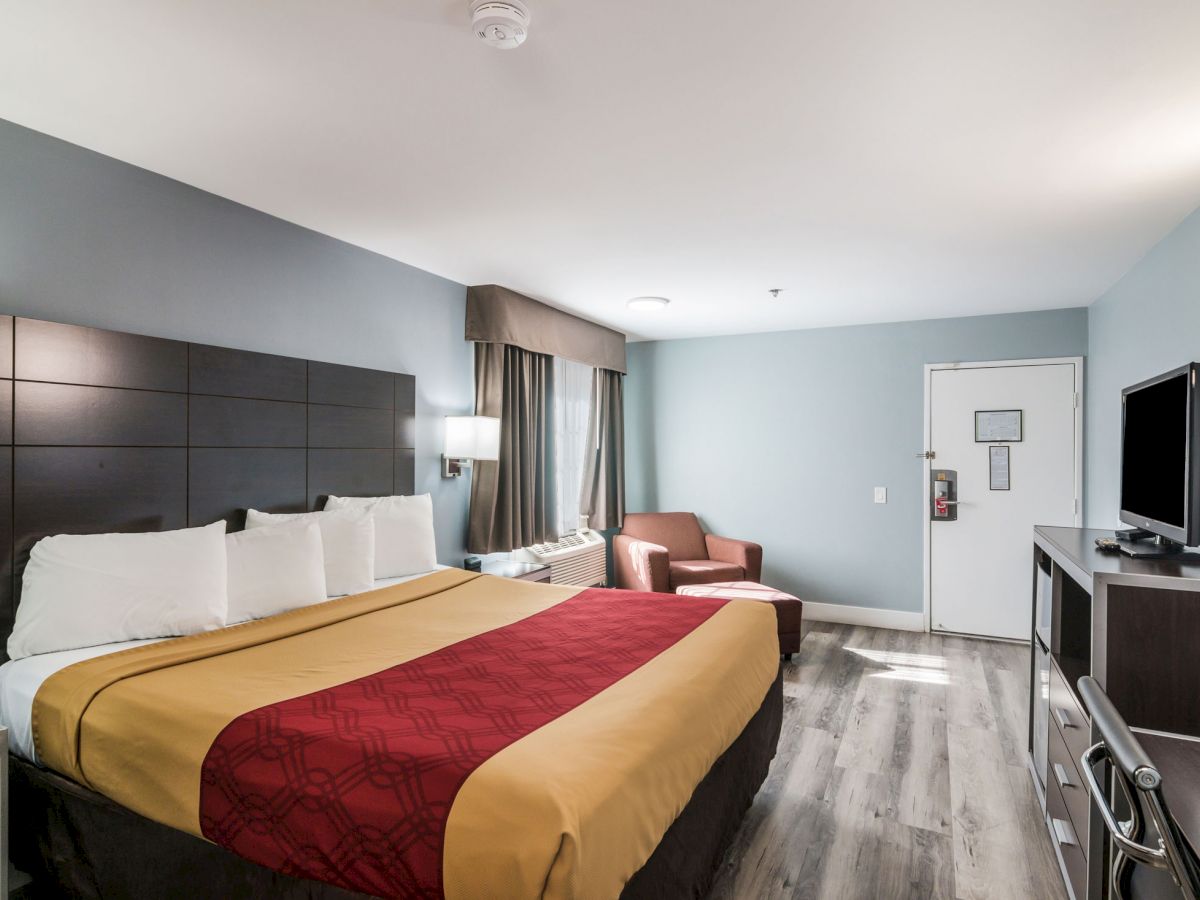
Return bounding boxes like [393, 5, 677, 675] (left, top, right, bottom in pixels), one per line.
[1030, 526, 1200, 900]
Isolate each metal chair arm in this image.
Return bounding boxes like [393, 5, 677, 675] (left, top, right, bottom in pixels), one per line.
[1082, 741, 1169, 869]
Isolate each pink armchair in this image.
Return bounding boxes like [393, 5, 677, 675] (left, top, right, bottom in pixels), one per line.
[613, 512, 763, 593]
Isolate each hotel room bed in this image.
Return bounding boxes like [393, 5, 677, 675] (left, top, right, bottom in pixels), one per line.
[7, 569, 782, 899]
[0, 317, 782, 898]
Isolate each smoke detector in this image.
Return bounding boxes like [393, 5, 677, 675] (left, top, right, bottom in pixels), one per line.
[470, 0, 531, 50]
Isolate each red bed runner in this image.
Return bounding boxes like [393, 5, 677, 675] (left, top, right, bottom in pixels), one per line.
[198, 588, 725, 898]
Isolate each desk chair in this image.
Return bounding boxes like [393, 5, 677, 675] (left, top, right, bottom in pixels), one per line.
[1079, 676, 1200, 900]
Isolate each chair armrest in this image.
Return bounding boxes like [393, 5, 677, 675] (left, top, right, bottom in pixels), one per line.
[705, 534, 763, 582]
[613, 534, 671, 593]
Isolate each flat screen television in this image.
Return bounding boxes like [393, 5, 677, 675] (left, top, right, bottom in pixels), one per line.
[1120, 362, 1200, 550]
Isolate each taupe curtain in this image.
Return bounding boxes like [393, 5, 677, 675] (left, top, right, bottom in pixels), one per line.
[468, 342, 557, 553]
[580, 368, 625, 531]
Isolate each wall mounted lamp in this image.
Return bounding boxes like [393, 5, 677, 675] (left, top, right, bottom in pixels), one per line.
[443, 415, 500, 477]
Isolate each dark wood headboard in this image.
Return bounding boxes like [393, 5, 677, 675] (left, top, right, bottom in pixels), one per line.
[0, 315, 417, 661]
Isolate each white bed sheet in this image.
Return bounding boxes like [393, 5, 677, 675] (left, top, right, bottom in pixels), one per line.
[0, 567, 449, 762]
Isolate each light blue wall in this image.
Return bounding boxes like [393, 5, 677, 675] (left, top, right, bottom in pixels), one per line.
[1085, 207, 1200, 530]
[626, 309, 1088, 613]
[0, 119, 474, 564]
[14, 112, 1188, 582]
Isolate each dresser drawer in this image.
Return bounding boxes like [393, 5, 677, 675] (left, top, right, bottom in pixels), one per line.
[1046, 775, 1089, 900]
[1049, 662, 1091, 775]
[1048, 719, 1089, 856]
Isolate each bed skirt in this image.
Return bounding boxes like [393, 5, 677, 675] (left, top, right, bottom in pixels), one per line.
[11, 668, 782, 899]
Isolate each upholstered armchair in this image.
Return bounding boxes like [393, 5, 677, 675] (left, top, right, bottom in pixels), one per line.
[613, 512, 763, 593]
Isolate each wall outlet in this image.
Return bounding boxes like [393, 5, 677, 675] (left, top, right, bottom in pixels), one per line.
[874, 486, 887, 504]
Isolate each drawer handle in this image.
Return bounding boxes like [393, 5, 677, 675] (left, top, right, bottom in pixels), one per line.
[1052, 817, 1078, 847]
[1054, 706, 1077, 729]
[1054, 763, 1075, 789]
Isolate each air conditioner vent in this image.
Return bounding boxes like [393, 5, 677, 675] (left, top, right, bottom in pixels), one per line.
[527, 532, 589, 555]
[512, 529, 606, 587]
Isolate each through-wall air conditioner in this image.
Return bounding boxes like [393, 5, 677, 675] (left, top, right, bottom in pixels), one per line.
[512, 530, 607, 587]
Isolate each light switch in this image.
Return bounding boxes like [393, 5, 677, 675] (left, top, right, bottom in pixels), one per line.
[874, 487, 887, 504]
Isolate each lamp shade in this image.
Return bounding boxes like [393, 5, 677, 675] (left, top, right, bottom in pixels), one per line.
[444, 416, 501, 461]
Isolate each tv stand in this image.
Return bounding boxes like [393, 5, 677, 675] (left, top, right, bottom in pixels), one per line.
[1030, 527, 1200, 900]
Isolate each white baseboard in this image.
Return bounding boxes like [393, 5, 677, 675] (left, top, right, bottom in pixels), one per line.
[803, 601, 925, 632]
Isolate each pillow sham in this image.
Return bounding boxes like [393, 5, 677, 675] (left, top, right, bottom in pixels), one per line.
[226, 521, 327, 623]
[245, 507, 374, 597]
[8, 521, 228, 661]
[324, 493, 437, 578]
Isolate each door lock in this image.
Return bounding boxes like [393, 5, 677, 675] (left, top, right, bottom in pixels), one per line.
[931, 470, 958, 521]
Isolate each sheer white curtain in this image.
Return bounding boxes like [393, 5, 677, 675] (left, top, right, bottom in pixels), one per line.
[553, 357, 593, 539]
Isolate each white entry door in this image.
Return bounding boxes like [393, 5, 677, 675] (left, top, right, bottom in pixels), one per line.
[926, 360, 1081, 639]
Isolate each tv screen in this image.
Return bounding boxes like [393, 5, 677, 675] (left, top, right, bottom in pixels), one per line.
[1121, 371, 1189, 531]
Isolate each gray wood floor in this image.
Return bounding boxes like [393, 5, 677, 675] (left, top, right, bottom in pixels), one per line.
[709, 622, 1067, 900]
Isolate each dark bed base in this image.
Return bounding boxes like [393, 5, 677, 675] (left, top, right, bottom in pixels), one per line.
[12, 670, 782, 899]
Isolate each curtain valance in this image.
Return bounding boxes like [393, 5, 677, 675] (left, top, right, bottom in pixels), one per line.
[466, 285, 627, 374]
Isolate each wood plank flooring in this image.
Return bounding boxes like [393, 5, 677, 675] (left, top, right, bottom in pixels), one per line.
[709, 622, 1067, 900]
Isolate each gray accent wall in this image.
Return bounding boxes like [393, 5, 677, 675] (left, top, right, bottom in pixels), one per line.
[626, 309, 1088, 613]
[1085, 206, 1200, 530]
[0, 119, 473, 564]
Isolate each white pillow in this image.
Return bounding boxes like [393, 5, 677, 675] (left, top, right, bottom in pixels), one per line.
[245, 507, 374, 597]
[226, 521, 327, 623]
[8, 521, 228, 660]
[324, 493, 437, 578]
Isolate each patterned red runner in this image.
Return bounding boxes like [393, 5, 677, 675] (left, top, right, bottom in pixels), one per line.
[199, 588, 725, 898]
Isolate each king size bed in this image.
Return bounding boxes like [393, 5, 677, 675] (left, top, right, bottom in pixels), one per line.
[8, 571, 781, 898]
[0, 315, 782, 899]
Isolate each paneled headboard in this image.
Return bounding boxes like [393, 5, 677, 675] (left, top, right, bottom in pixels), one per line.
[0, 314, 417, 661]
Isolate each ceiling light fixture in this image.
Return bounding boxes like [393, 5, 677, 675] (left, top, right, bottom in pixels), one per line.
[627, 296, 671, 312]
[769, 288, 784, 299]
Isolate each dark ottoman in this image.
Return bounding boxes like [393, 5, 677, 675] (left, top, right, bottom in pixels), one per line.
[675, 581, 803, 660]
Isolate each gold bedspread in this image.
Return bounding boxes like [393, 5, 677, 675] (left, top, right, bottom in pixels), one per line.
[34, 569, 778, 898]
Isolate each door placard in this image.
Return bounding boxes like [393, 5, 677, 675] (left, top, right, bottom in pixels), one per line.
[989, 445, 1011, 491]
[975, 409, 1022, 442]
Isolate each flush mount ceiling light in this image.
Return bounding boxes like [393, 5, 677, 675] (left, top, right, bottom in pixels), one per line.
[470, 0, 531, 50]
[627, 296, 671, 312]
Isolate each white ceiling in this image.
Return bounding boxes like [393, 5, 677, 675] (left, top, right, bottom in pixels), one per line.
[3, 1, 1200, 341]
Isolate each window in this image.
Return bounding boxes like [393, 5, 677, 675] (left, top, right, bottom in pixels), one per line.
[553, 357, 593, 538]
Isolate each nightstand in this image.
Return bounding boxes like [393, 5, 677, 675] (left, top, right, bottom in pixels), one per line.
[480, 560, 552, 583]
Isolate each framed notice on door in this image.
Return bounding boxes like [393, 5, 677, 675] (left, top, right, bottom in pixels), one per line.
[989, 445, 1011, 491]
[975, 409, 1022, 442]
